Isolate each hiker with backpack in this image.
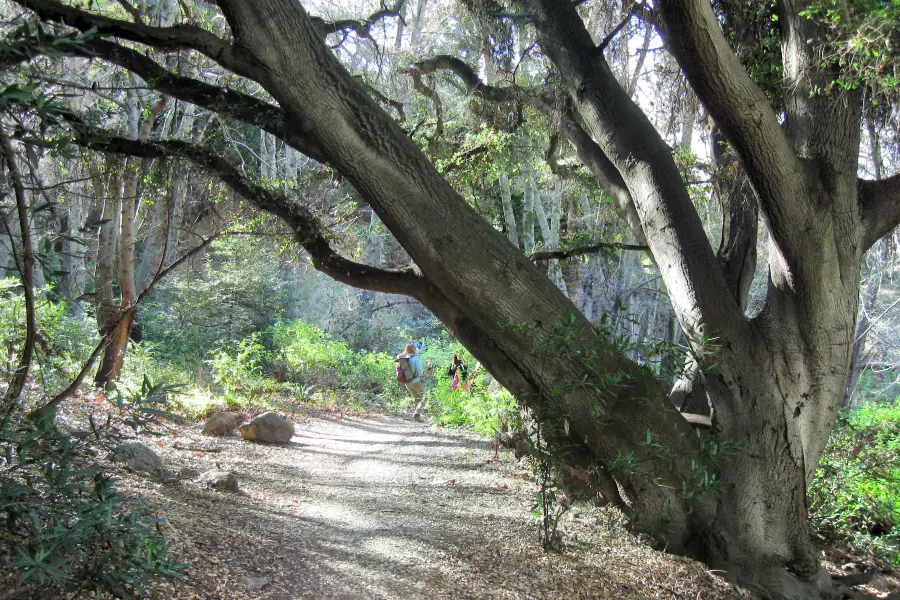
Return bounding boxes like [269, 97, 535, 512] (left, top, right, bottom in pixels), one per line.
[396, 343, 426, 421]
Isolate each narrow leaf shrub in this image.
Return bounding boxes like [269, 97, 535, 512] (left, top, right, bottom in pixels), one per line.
[0, 410, 184, 597]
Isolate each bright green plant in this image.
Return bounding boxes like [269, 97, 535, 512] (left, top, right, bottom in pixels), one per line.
[810, 399, 900, 565]
[206, 334, 279, 406]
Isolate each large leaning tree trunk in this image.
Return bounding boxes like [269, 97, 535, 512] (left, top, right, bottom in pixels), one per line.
[9, 0, 900, 597]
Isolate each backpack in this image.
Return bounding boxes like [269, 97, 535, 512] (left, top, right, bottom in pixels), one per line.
[396, 356, 415, 384]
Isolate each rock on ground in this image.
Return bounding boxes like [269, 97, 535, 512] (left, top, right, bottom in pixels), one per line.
[238, 411, 294, 444]
[107, 441, 162, 473]
[199, 470, 239, 493]
[202, 411, 238, 436]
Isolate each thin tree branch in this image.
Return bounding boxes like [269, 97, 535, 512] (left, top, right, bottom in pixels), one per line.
[62, 128, 427, 297]
[0, 33, 327, 163]
[311, 0, 406, 39]
[0, 125, 35, 408]
[598, 15, 631, 52]
[15, 0, 231, 57]
[530, 242, 649, 261]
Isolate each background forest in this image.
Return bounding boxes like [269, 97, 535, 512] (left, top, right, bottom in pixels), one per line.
[0, 0, 899, 598]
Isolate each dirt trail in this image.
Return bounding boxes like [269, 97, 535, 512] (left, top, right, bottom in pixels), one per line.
[122, 413, 745, 600]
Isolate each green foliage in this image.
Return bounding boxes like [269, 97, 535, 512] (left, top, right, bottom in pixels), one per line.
[800, 0, 900, 98]
[268, 319, 398, 402]
[141, 236, 290, 369]
[0, 410, 184, 597]
[206, 334, 281, 407]
[810, 400, 900, 565]
[0, 278, 94, 393]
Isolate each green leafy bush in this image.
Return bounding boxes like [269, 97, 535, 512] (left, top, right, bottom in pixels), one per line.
[267, 319, 399, 404]
[206, 334, 282, 406]
[420, 335, 518, 436]
[0, 410, 184, 597]
[810, 399, 900, 565]
[0, 278, 94, 393]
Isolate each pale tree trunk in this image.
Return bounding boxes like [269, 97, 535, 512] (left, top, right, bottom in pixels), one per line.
[96, 95, 167, 388]
[842, 239, 889, 408]
[260, 130, 276, 179]
[562, 195, 585, 310]
[408, 0, 428, 49]
[841, 114, 889, 408]
[498, 173, 518, 248]
[360, 208, 384, 322]
[531, 181, 567, 295]
[521, 173, 535, 253]
[93, 163, 119, 338]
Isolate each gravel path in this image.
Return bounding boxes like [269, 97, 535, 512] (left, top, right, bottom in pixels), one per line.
[119, 412, 746, 600]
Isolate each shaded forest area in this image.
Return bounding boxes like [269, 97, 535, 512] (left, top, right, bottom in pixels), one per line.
[0, 0, 899, 599]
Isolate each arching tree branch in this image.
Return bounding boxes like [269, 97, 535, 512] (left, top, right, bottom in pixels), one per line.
[0, 33, 327, 163]
[64, 128, 426, 297]
[409, 56, 523, 103]
[16, 0, 231, 57]
[408, 55, 647, 245]
[311, 0, 406, 40]
[530, 242, 649, 261]
[860, 173, 900, 251]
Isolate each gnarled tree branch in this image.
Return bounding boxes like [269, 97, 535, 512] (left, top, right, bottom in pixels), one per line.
[66, 129, 426, 297]
[859, 173, 900, 251]
[311, 0, 406, 40]
[16, 0, 231, 57]
[0, 33, 327, 163]
[657, 0, 809, 269]
[530, 242, 649, 261]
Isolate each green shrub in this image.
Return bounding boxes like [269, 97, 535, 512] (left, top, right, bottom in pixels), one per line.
[420, 334, 518, 436]
[810, 399, 900, 566]
[0, 410, 184, 597]
[206, 334, 283, 407]
[267, 319, 401, 405]
[0, 278, 95, 394]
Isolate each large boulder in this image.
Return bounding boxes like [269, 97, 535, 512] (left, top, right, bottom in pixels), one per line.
[202, 411, 237, 436]
[108, 441, 163, 473]
[239, 412, 294, 444]
[199, 470, 239, 493]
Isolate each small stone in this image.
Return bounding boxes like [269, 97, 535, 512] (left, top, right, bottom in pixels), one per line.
[199, 470, 239, 492]
[247, 576, 270, 590]
[178, 467, 201, 480]
[238, 411, 294, 444]
[107, 441, 163, 473]
[202, 411, 237, 436]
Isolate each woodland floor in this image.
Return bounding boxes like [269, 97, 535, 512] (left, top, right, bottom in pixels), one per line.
[6, 405, 900, 599]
